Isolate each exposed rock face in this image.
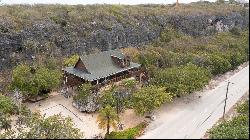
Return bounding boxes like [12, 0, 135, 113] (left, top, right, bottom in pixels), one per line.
[0, 6, 249, 71]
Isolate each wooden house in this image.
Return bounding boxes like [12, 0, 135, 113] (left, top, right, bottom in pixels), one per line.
[62, 50, 142, 89]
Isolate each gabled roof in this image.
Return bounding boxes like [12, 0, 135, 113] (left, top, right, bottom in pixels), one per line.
[63, 50, 141, 81]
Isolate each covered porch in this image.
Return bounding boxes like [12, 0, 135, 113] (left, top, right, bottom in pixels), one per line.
[91, 67, 142, 90]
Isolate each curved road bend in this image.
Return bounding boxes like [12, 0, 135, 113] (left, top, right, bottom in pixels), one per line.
[139, 65, 249, 139]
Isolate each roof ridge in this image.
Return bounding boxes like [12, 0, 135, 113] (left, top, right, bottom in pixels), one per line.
[80, 49, 120, 58]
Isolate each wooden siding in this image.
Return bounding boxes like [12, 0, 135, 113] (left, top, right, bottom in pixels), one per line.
[64, 73, 85, 87]
[111, 55, 131, 68]
[74, 58, 88, 72]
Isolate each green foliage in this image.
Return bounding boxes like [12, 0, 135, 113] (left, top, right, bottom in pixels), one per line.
[122, 79, 137, 91]
[0, 94, 17, 114]
[209, 100, 249, 139]
[237, 100, 249, 115]
[209, 114, 249, 139]
[33, 67, 62, 95]
[158, 28, 181, 44]
[97, 105, 118, 135]
[99, 85, 118, 108]
[11, 64, 33, 96]
[229, 27, 241, 36]
[50, 16, 67, 27]
[64, 55, 80, 67]
[132, 85, 173, 115]
[0, 114, 12, 131]
[152, 63, 211, 97]
[122, 79, 137, 89]
[11, 64, 62, 99]
[203, 53, 232, 75]
[73, 83, 93, 103]
[100, 84, 135, 112]
[44, 58, 60, 70]
[108, 5, 124, 23]
[1, 113, 84, 139]
[106, 122, 147, 139]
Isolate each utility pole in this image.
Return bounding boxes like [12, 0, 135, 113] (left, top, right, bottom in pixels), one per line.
[223, 81, 234, 121]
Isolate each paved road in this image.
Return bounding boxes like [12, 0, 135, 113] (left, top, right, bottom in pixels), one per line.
[139, 65, 249, 139]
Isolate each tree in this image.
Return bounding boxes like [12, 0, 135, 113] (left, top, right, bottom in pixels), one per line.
[64, 55, 80, 67]
[132, 85, 173, 116]
[11, 64, 33, 98]
[33, 67, 62, 96]
[1, 113, 84, 139]
[73, 83, 93, 103]
[99, 85, 118, 108]
[97, 105, 118, 135]
[11, 64, 62, 99]
[121, 79, 137, 93]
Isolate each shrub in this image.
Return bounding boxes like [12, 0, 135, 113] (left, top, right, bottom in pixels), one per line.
[229, 27, 241, 36]
[0, 94, 17, 114]
[209, 114, 249, 139]
[105, 122, 147, 139]
[209, 100, 249, 139]
[237, 100, 249, 115]
[158, 28, 181, 44]
[228, 51, 247, 69]
[64, 55, 80, 67]
[132, 85, 173, 115]
[152, 63, 211, 97]
[203, 53, 232, 75]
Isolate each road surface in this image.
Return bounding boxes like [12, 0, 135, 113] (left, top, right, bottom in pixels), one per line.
[139, 65, 249, 139]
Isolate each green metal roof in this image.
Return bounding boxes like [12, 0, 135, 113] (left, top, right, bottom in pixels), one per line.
[63, 50, 141, 81]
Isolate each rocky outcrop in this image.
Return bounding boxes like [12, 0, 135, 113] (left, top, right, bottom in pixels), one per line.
[0, 5, 249, 71]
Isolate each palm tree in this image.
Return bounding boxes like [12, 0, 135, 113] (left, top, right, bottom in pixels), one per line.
[97, 105, 118, 135]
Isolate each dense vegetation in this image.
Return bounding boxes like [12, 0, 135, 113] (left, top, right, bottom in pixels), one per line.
[0, 3, 245, 31]
[209, 100, 249, 139]
[0, 113, 84, 139]
[0, 94, 17, 114]
[0, 94, 17, 131]
[132, 85, 173, 115]
[122, 30, 249, 98]
[11, 62, 62, 99]
[152, 63, 211, 97]
[105, 122, 147, 139]
[0, 95, 84, 139]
